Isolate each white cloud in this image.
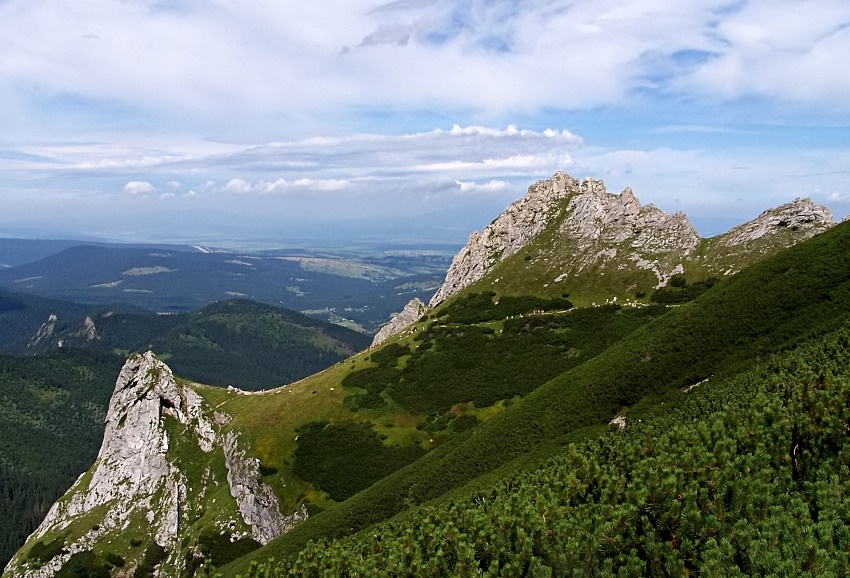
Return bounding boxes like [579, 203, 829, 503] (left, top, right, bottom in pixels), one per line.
[456, 179, 510, 192]
[417, 154, 557, 172]
[223, 177, 351, 195]
[123, 181, 156, 196]
[2, 0, 848, 145]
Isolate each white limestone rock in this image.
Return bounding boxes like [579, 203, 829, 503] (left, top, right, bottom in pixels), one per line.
[223, 430, 307, 545]
[371, 297, 427, 347]
[430, 171, 577, 306]
[716, 197, 834, 247]
[429, 172, 701, 307]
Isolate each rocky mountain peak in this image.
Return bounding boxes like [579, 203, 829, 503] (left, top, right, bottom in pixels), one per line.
[716, 197, 834, 247]
[374, 172, 835, 345]
[5, 352, 304, 578]
[428, 172, 699, 308]
[371, 297, 426, 347]
[428, 171, 578, 307]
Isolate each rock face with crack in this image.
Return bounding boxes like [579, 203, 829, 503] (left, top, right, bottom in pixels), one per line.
[4, 352, 305, 578]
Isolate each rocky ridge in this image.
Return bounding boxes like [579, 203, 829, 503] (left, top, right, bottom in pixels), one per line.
[4, 352, 304, 578]
[377, 171, 835, 343]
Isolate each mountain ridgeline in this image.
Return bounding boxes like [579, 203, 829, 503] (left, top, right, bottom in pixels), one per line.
[5, 171, 849, 577]
[375, 171, 834, 345]
[0, 296, 370, 390]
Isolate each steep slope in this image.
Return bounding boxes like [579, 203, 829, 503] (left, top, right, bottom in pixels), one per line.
[8, 175, 844, 576]
[429, 173, 701, 306]
[0, 299, 370, 571]
[0, 350, 122, 570]
[432, 171, 833, 307]
[248, 322, 850, 576]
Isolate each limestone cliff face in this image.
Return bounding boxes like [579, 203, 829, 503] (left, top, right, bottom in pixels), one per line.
[429, 172, 578, 306]
[4, 352, 304, 578]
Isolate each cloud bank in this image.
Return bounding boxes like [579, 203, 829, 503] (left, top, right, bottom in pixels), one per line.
[0, 1, 847, 244]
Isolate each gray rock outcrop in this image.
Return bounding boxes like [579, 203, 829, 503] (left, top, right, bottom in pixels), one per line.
[429, 173, 702, 307]
[429, 172, 577, 306]
[371, 297, 426, 347]
[717, 197, 834, 246]
[223, 430, 307, 544]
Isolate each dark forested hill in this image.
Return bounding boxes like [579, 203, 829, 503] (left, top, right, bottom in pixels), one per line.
[0, 298, 372, 570]
[0, 349, 122, 569]
[7, 297, 372, 389]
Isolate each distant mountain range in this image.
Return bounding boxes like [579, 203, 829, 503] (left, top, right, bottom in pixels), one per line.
[0, 240, 453, 333]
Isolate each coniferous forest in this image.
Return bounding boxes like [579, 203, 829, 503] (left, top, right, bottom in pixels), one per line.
[0, 350, 122, 567]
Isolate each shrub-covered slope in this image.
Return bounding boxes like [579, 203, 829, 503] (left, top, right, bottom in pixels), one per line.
[227, 221, 850, 574]
[249, 321, 850, 576]
[8, 220, 849, 577]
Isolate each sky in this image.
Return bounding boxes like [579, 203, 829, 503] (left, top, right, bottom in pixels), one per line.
[1, 0, 849, 248]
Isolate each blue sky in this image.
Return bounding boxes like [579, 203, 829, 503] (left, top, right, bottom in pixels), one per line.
[1, 0, 848, 247]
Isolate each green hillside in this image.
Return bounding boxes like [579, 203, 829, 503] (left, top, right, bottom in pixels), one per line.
[222, 221, 850, 575]
[248, 322, 850, 576]
[0, 299, 370, 572]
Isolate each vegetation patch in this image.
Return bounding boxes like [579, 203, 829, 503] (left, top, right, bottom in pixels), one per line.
[54, 550, 109, 578]
[197, 529, 260, 568]
[292, 421, 425, 501]
[26, 535, 66, 563]
[133, 542, 167, 578]
[650, 274, 718, 304]
[435, 291, 573, 324]
[387, 304, 666, 414]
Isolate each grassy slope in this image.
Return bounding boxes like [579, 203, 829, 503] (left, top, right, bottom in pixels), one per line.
[0, 299, 370, 571]
[226, 221, 850, 574]
[206, 303, 668, 518]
